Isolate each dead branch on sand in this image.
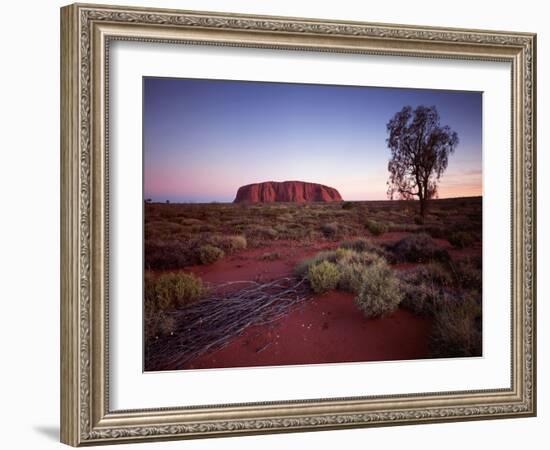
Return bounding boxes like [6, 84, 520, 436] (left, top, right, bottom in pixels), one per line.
[145, 277, 311, 370]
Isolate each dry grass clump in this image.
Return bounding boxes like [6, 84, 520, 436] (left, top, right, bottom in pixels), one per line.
[198, 244, 225, 264]
[429, 294, 482, 358]
[244, 225, 279, 245]
[144, 271, 205, 355]
[365, 219, 388, 236]
[354, 260, 403, 318]
[339, 238, 392, 261]
[210, 234, 247, 252]
[389, 233, 449, 263]
[399, 263, 454, 316]
[448, 231, 475, 248]
[307, 260, 341, 294]
[145, 240, 194, 270]
[398, 257, 482, 358]
[321, 222, 339, 238]
[144, 271, 204, 312]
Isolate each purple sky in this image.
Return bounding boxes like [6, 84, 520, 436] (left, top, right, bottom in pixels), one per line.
[143, 77, 482, 202]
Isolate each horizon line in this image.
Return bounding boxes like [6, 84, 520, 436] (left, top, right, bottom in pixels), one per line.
[144, 194, 483, 205]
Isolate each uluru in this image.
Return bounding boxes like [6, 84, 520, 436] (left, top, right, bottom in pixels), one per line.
[233, 181, 342, 203]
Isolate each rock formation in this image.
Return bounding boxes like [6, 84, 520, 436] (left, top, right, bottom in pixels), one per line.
[233, 181, 342, 203]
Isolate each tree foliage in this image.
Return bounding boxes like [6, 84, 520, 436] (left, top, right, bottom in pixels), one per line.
[386, 105, 458, 216]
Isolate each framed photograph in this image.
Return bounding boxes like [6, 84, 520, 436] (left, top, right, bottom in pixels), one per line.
[60, 3, 537, 446]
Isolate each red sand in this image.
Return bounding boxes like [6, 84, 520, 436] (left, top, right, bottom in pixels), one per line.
[186, 240, 339, 284]
[159, 238, 435, 371]
[180, 292, 432, 370]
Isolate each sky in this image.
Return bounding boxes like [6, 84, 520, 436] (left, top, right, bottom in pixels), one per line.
[143, 77, 482, 203]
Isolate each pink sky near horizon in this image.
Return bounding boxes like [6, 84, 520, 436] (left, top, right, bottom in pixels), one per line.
[144, 78, 482, 203]
[144, 166, 482, 202]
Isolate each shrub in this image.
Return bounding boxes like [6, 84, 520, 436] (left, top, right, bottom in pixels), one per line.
[430, 294, 482, 358]
[399, 264, 454, 316]
[307, 260, 341, 294]
[293, 250, 338, 279]
[321, 222, 339, 238]
[365, 219, 388, 236]
[390, 233, 449, 263]
[338, 261, 371, 293]
[144, 271, 204, 312]
[448, 231, 475, 248]
[414, 215, 424, 225]
[354, 260, 403, 318]
[144, 239, 194, 270]
[452, 256, 482, 292]
[198, 244, 225, 264]
[211, 234, 247, 253]
[341, 201, 355, 210]
[339, 238, 392, 260]
[245, 225, 279, 243]
[421, 225, 445, 239]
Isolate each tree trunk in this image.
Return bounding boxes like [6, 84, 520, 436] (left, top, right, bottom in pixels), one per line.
[419, 198, 427, 217]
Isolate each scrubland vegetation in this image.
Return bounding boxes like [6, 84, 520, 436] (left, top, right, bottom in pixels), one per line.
[144, 197, 482, 368]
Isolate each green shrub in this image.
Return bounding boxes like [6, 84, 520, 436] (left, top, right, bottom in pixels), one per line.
[338, 261, 371, 293]
[390, 233, 449, 263]
[339, 238, 392, 260]
[293, 251, 338, 279]
[448, 231, 475, 248]
[144, 271, 204, 312]
[307, 260, 341, 294]
[321, 222, 339, 238]
[198, 244, 225, 264]
[354, 260, 403, 318]
[365, 219, 388, 236]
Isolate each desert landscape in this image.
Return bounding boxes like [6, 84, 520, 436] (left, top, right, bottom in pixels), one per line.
[144, 186, 482, 371]
[143, 77, 483, 372]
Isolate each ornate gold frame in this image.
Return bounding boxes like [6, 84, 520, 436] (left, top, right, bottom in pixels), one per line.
[60, 3, 537, 446]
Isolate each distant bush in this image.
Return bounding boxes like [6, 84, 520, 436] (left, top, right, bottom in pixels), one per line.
[448, 231, 475, 248]
[144, 240, 194, 270]
[365, 219, 388, 236]
[307, 260, 341, 294]
[430, 293, 482, 358]
[354, 260, 403, 318]
[423, 225, 446, 239]
[414, 215, 424, 225]
[260, 251, 281, 261]
[211, 234, 247, 253]
[245, 225, 279, 242]
[390, 233, 449, 263]
[321, 222, 339, 238]
[341, 201, 355, 210]
[198, 245, 225, 264]
[144, 271, 204, 312]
